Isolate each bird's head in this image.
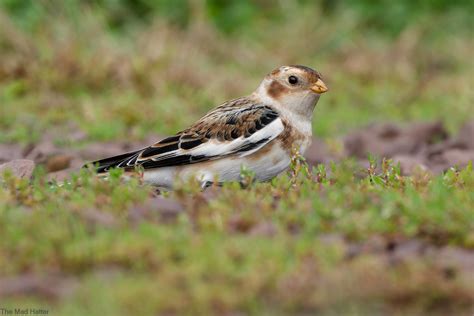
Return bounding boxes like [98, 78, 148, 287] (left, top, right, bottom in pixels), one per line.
[255, 65, 328, 118]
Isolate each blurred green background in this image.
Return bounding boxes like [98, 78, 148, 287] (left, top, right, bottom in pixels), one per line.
[0, 1, 473, 315]
[0, 0, 472, 144]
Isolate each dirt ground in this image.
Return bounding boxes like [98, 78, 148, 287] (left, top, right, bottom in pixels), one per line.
[1, 121, 473, 314]
[1, 120, 472, 181]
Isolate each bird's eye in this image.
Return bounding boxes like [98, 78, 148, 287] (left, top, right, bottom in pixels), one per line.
[288, 76, 298, 85]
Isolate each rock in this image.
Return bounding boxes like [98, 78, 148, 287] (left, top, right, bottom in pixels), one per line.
[0, 159, 35, 179]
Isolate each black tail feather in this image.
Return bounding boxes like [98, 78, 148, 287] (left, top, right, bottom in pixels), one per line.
[83, 150, 141, 173]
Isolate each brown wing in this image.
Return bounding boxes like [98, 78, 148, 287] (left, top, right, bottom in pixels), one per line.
[87, 99, 281, 172]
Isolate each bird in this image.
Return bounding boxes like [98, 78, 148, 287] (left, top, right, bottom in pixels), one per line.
[85, 65, 328, 188]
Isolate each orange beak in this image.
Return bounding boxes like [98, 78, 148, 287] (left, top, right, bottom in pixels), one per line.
[310, 78, 328, 94]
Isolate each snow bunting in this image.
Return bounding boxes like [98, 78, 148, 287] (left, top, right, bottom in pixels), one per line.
[86, 65, 328, 188]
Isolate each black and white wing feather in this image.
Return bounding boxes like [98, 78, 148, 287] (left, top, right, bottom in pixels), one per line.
[87, 99, 283, 173]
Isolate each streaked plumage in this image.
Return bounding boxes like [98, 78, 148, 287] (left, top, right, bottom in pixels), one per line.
[85, 65, 328, 188]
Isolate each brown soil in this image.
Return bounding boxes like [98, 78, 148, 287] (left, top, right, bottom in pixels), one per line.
[0, 121, 472, 180]
[306, 120, 474, 175]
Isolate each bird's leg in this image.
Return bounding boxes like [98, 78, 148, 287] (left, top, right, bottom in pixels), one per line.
[200, 181, 213, 191]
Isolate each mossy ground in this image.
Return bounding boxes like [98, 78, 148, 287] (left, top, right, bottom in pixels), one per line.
[0, 2, 473, 315]
[1, 161, 473, 315]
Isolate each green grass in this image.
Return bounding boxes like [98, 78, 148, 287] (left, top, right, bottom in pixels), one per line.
[1, 162, 473, 315]
[1, 1, 473, 315]
[0, 2, 472, 144]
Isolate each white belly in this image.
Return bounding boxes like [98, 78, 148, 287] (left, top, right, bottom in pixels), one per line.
[142, 144, 291, 188]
